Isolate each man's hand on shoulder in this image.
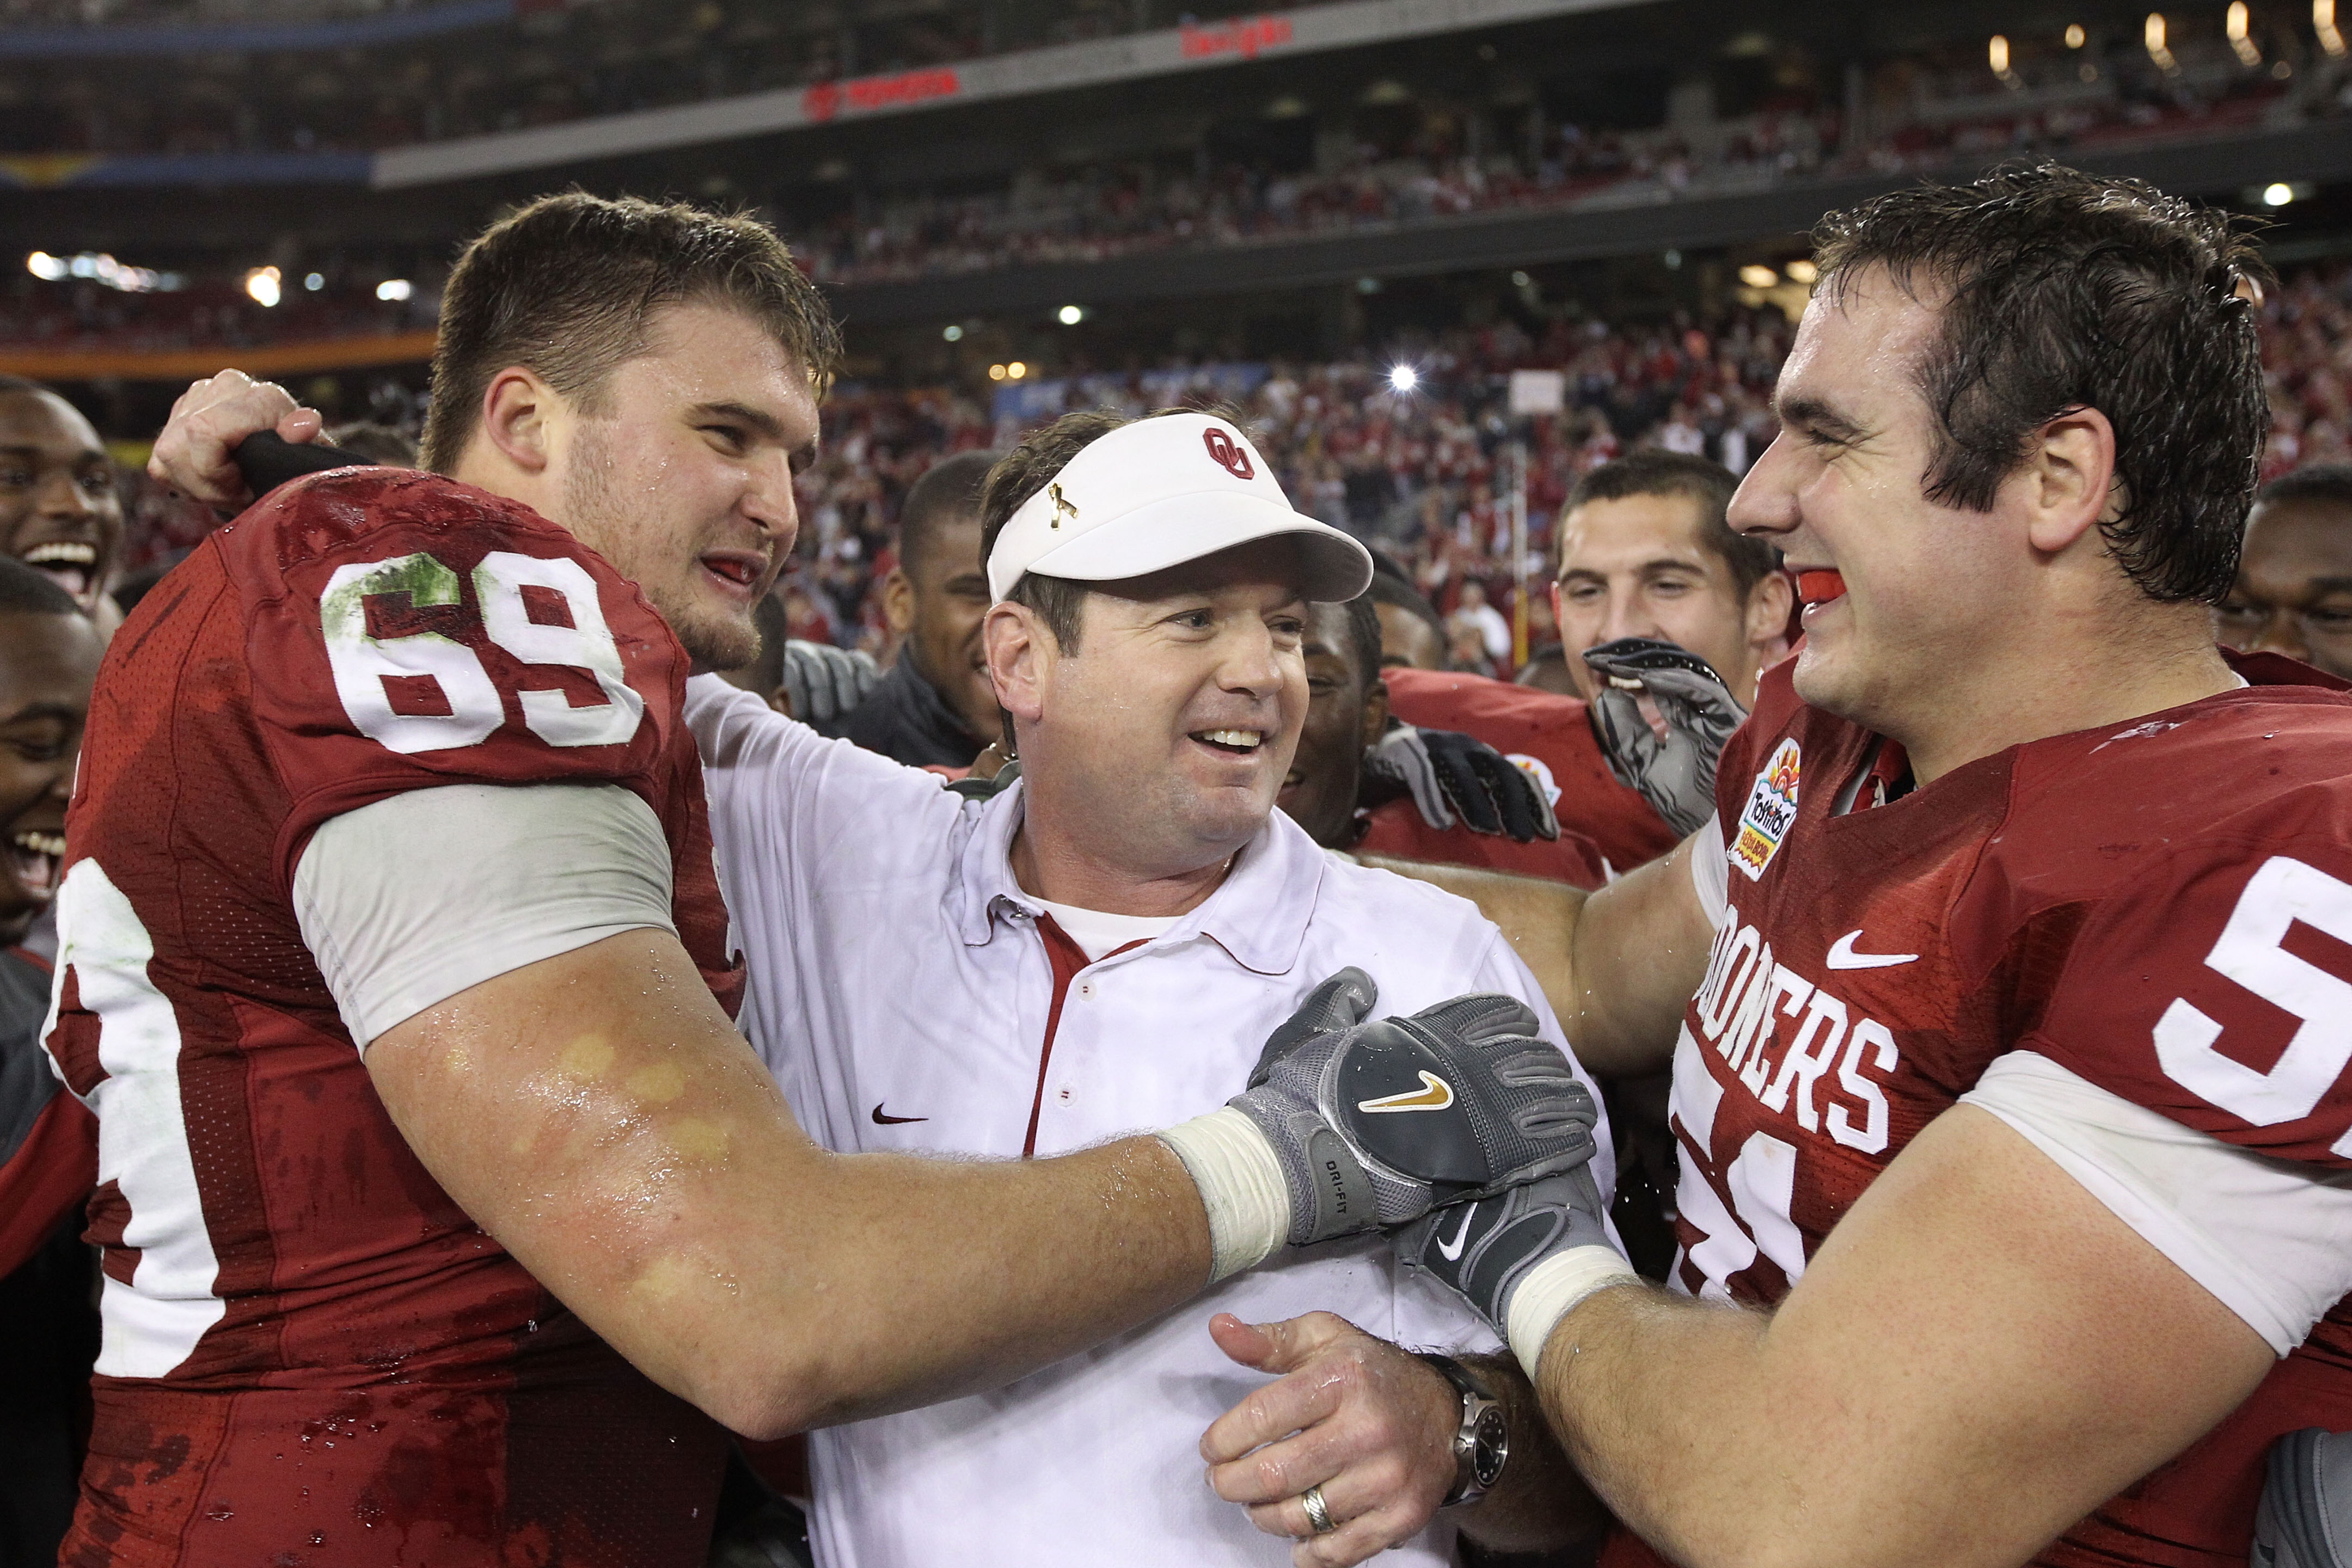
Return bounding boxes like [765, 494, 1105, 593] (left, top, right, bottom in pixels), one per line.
[1364, 724, 1559, 842]
[149, 370, 323, 513]
[1585, 636, 1746, 838]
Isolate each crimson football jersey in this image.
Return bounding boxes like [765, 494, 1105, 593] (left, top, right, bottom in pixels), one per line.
[42, 468, 744, 1567]
[1352, 797, 1610, 888]
[1602, 651, 2352, 1568]
[1380, 667, 1681, 877]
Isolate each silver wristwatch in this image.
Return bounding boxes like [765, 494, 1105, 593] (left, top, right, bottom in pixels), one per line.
[1418, 1352, 1508, 1508]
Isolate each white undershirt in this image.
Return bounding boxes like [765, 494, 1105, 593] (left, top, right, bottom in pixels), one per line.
[292, 782, 677, 1050]
[1028, 896, 1180, 963]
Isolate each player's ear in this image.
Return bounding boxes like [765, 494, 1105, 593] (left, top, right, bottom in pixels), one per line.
[983, 601, 1046, 726]
[880, 568, 915, 637]
[2024, 405, 2118, 558]
[1744, 567, 1793, 663]
[1359, 674, 1391, 750]
[479, 366, 556, 477]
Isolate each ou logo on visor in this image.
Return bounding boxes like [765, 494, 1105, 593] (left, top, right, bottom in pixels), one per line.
[1203, 426, 1255, 480]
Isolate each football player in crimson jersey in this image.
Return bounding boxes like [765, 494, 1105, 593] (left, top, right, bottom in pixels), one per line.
[1217, 164, 2352, 1568]
[69, 192, 1591, 1568]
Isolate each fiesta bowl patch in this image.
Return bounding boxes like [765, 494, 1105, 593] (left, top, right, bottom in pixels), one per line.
[1729, 738, 1800, 881]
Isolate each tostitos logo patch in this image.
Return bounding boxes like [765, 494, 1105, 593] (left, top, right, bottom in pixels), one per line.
[1506, 752, 1560, 807]
[1729, 738, 1800, 881]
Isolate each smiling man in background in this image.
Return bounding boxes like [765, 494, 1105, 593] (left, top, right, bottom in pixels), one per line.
[0, 376, 124, 618]
[2216, 463, 2352, 679]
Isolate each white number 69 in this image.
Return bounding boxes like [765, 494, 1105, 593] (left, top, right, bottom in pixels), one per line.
[321, 550, 644, 755]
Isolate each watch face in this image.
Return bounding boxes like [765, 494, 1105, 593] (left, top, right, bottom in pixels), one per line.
[1471, 1405, 1509, 1488]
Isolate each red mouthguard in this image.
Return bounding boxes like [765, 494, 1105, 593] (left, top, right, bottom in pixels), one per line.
[1796, 570, 1847, 605]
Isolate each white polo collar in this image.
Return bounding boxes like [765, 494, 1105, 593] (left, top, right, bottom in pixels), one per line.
[953, 779, 1321, 977]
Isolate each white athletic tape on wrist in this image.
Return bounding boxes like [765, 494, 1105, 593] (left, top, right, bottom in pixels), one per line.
[1158, 1107, 1289, 1284]
[1506, 1245, 1640, 1377]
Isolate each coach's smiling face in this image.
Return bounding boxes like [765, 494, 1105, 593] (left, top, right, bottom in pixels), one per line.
[989, 537, 1311, 899]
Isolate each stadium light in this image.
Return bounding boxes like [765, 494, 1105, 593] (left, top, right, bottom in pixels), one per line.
[1387, 364, 1419, 394]
[376, 278, 413, 303]
[989, 363, 1007, 381]
[2145, 11, 2177, 69]
[1057, 304, 1085, 325]
[1786, 258, 1820, 284]
[2322, 0, 2348, 55]
[25, 251, 64, 281]
[942, 324, 963, 342]
[2065, 22, 2086, 45]
[1007, 361, 1027, 379]
[1989, 34, 2011, 74]
[2229, 1, 2263, 62]
[245, 267, 282, 308]
[1739, 264, 1779, 289]
[304, 272, 324, 291]
[2265, 182, 2297, 205]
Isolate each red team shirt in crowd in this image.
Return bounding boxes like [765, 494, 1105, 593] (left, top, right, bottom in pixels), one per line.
[41, 469, 744, 1567]
[1604, 651, 2352, 1568]
[1380, 666, 1682, 879]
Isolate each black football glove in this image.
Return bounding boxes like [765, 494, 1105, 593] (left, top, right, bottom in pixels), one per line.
[1398, 1156, 1618, 1341]
[2256, 1429, 2352, 1568]
[1584, 636, 1747, 840]
[1363, 723, 1559, 842]
[1231, 970, 1594, 1247]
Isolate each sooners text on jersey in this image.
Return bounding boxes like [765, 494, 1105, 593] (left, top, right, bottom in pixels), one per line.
[42, 469, 743, 1567]
[1632, 652, 2352, 1568]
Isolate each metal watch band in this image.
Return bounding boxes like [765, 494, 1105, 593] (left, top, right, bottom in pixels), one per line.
[1417, 1352, 1508, 1508]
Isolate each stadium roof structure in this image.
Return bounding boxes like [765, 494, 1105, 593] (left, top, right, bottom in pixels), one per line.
[372, 0, 1659, 189]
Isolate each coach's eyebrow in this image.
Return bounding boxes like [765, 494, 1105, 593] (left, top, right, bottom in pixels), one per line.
[1775, 395, 1869, 444]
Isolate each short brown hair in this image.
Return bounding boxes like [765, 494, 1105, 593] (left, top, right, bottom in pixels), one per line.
[1812, 162, 2269, 604]
[418, 191, 842, 472]
[1565, 450, 1780, 597]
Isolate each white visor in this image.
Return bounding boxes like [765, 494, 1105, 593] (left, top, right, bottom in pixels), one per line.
[987, 413, 1374, 604]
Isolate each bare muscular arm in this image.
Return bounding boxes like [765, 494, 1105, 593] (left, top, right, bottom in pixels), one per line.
[1367, 834, 1715, 1078]
[367, 928, 1211, 1441]
[1532, 1106, 2273, 1568]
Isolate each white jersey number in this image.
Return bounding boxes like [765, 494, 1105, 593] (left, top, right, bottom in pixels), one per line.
[2154, 855, 2352, 1148]
[322, 551, 644, 755]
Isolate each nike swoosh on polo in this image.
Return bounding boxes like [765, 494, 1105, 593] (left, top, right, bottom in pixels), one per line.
[871, 1104, 928, 1125]
[1437, 1203, 1479, 1263]
[1825, 930, 1919, 970]
[1357, 1070, 1456, 1114]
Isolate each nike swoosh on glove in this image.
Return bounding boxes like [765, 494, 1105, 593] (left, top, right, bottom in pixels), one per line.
[1232, 972, 1594, 1246]
[1363, 724, 1560, 841]
[2256, 1429, 2352, 1568]
[1584, 636, 1748, 840]
[779, 640, 880, 729]
[1398, 1159, 1615, 1341]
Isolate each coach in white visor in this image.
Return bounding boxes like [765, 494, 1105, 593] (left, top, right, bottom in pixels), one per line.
[686, 408, 1610, 1567]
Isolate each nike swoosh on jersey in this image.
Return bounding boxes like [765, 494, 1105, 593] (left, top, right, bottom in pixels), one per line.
[1357, 1070, 1456, 1114]
[871, 1104, 928, 1125]
[1437, 1203, 1479, 1262]
[1825, 930, 1920, 970]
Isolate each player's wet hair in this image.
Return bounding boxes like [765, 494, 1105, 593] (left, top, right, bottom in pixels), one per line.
[2257, 463, 2352, 512]
[418, 191, 843, 473]
[1566, 451, 1780, 598]
[0, 555, 85, 617]
[1811, 161, 2269, 605]
[900, 450, 1000, 579]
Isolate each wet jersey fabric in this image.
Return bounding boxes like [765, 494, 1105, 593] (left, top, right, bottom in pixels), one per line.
[1381, 668, 1681, 877]
[1603, 651, 2352, 1568]
[44, 468, 743, 1567]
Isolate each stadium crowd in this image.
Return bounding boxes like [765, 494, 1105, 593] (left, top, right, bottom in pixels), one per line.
[2, 165, 2351, 1568]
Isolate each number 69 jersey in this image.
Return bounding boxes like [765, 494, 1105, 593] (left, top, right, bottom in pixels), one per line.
[1649, 652, 2352, 1568]
[44, 469, 743, 1567]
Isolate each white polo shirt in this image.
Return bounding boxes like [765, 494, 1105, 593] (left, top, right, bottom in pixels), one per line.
[686, 675, 1614, 1568]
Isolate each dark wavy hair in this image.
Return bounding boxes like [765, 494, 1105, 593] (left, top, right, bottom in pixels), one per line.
[1812, 163, 2270, 604]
